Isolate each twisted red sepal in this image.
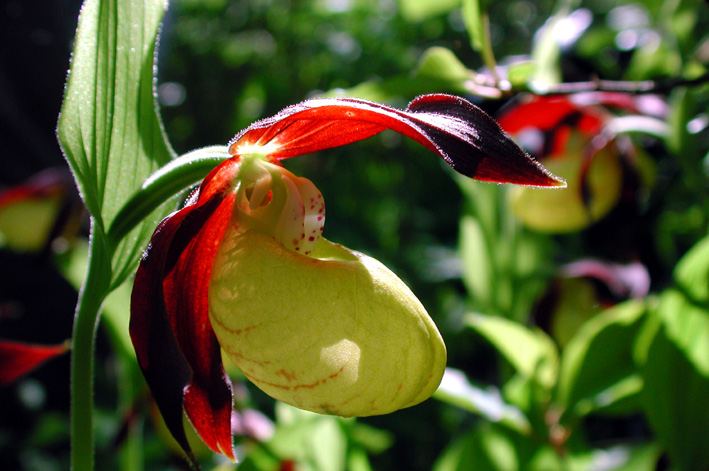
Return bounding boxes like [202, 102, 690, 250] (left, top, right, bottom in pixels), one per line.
[130, 158, 241, 467]
[0, 340, 69, 387]
[229, 93, 565, 188]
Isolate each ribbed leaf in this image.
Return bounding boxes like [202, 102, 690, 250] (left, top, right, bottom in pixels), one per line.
[57, 0, 175, 286]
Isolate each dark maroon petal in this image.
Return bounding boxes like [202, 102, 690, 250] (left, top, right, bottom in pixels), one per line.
[404, 94, 563, 186]
[163, 191, 236, 460]
[130, 158, 241, 465]
[0, 340, 68, 386]
[130, 205, 200, 467]
[229, 94, 564, 187]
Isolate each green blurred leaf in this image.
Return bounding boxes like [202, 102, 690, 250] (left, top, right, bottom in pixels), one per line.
[323, 47, 475, 102]
[459, 215, 494, 310]
[347, 448, 374, 471]
[640, 323, 709, 471]
[466, 314, 558, 389]
[530, 7, 569, 88]
[348, 422, 393, 454]
[624, 39, 682, 81]
[458, 180, 553, 322]
[637, 236, 709, 470]
[270, 404, 349, 471]
[659, 235, 709, 376]
[556, 300, 646, 419]
[433, 422, 526, 471]
[57, 0, 175, 287]
[414, 47, 471, 86]
[506, 62, 537, 88]
[666, 0, 703, 55]
[398, 0, 461, 22]
[432, 421, 585, 471]
[570, 374, 643, 418]
[310, 419, 347, 471]
[434, 368, 531, 434]
[462, 0, 485, 52]
[612, 444, 662, 471]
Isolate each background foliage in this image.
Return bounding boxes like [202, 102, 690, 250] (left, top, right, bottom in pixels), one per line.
[1, 0, 708, 470]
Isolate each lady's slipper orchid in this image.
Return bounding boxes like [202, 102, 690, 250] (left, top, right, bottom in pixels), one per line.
[129, 93, 564, 464]
[498, 94, 639, 233]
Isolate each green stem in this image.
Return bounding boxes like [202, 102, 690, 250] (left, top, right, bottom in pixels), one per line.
[480, 12, 500, 85]
[71, 229, 111, 471]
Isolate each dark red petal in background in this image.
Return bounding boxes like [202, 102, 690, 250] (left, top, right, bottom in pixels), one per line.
[130, 158, 241, 465]
[500, 96, 606, 132]
[0, 167, 69, 208]
[0, 339, 69, 386]
[229, 94, 564, 187]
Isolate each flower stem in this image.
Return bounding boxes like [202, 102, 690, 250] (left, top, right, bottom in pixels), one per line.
[71, 230, 111, 471]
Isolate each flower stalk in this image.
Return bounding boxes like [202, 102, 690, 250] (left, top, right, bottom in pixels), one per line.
[70, 229, 112, 471]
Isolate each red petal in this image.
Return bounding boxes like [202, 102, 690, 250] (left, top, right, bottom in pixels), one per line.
[0, 339, 68, 386]
[130, 158, 240, 464]
[0, 167, 70, 208]
[497, 96, 607, 158]
[498, 96, 606, 134]
[131, 205, 201, 466]
[163, 193, 236, 460]
[229, 94, 564, 187]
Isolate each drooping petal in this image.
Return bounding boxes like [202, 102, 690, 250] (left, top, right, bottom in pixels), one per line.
[229, 94, 565, 187]
[130, 158, 241, 464]
[130, 204, 202, 467]
[162, 192, 236, 460]
[0, 339, 69, 386]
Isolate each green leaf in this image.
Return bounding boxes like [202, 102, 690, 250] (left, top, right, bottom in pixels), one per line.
[640, 323, 709, 471]
[348, 422, 393, 454]
[57, 0, 175, 287]
[398, 0, 461, 22]
[637, 237, 709, 470]
[414, 47, 471, 86]
[660, 235, 709, 376]
[432, 421, 570, 471]
[270, 403, 349, 471]
[323, 48, 475, 102]
[556, 300, 646, 419]
[529, 6, 571, 88]
[465, 314, 558, 390]
[506, 62, 537, 89]
[433, 422, 523, 471]
[434, 368, 531, 434]
[462, 0, 485, 52]
[457, 179, 554, 322]
[459, 215, 494, 310]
